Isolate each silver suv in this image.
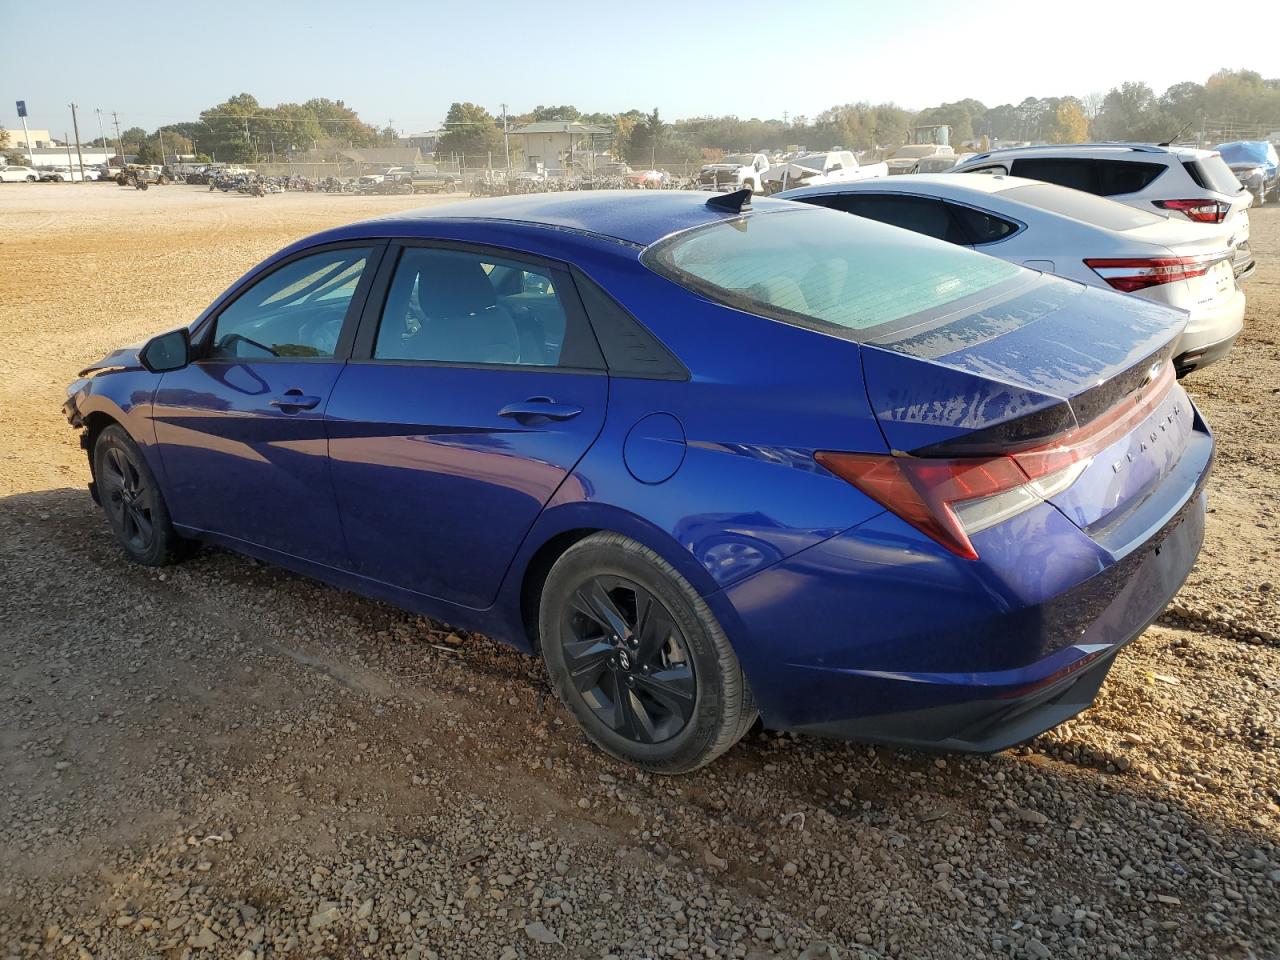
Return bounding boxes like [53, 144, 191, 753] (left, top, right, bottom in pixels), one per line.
[952, 144, 1255, 279]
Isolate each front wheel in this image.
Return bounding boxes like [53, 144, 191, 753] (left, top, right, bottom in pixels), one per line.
[539, 533, 756, 773]
[93, 425, 184, 565]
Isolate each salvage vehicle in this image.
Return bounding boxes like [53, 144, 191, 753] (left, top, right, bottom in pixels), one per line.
[780, 174, 1244, 376]
[64, 191, 1212, 773]
[114, 164, 169, 186]
[407, 169, 460, 194]
[1214, 141, 1278, 205]
[886, 143, 954, 175]
[953, 144, 1255, 279]
[762, 151, 887, 193]
[39, 166, 98, 182]
[697, 153, 769, 192]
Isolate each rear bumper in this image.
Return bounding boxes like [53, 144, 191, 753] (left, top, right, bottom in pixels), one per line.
[788, 492, 1204, 751]
[721, 416, 1213, 752]
[1175, 329, 1240, 376]
[1173, 286, 1245, 374]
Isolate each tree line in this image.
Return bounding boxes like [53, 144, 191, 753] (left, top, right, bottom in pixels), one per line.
[7, 69, 1276, 168]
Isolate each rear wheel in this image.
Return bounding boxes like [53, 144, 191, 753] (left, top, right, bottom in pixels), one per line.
[539, 533, 756, 773]
[93, 425, 184, 565]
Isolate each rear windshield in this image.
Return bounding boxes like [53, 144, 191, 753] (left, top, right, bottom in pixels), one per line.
[641, 207, 1023, 338]
[1003, 183, 1166, 231]
[1184, 155, 1244, 195]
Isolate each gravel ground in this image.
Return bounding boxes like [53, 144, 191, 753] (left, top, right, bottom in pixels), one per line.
[0, 184, 1276, 960]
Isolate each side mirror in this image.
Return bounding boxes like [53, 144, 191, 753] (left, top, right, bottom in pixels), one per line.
[139, 328, 191, 373]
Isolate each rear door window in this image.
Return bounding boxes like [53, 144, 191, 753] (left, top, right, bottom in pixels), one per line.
[819, 194, 970, 244]
[1011, 157, 1166, 197]
[371, 247, 600, 369]
[1010, 157, 1096, 192]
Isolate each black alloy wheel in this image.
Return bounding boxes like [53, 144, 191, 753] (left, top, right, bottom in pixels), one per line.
[539, 532, 756, 773]
[93, 424, 184, 565]
[560, 574, 697, 744]
[99, 443, 155, 553]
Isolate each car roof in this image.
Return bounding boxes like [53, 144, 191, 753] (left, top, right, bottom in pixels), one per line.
[780, 172, 1039, 199]
[353, 190, 797, 247]
[960, 143, 1215, 164]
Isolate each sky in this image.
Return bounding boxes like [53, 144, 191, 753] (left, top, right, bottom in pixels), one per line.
[2, 0, 1274, 136]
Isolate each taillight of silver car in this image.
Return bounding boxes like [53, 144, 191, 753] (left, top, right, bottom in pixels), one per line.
[1083, 252, 1232, 293]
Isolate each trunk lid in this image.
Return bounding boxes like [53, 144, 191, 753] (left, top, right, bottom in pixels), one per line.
[859, 275, 1190, 537]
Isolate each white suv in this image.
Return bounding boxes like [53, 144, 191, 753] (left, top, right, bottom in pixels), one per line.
[952, 144, 1255, 279]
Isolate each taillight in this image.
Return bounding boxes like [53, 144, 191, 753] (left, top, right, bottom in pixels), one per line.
[817, 363, 1177, 559]
[1084, 253, 1228, 292]
[1153, 198, 1230, 223]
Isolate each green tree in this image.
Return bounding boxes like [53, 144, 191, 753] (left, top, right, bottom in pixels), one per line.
[134, 141, 160, 164]
[626, 109, 667, 166]
[529, 104, 581, 122]
[1093, 82, 1168, 141]
[437, 102, 503, 160]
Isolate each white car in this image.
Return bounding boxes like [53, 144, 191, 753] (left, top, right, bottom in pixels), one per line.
[780, 173, 1244, 376]
[697, 153, 769, 193]
[761, 151, 887, 193]
[951, 144, 1254, 280]
[39, 166, 98, 182]
[0, 165, 40, 183]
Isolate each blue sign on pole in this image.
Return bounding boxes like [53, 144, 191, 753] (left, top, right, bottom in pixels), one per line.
[16, 101, 27, 118]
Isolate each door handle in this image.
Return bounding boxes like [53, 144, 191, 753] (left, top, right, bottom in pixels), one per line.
[270, 390, 322, 412]
[498, 397, 583, 424]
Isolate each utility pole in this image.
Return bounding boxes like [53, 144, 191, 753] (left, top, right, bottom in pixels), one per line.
[501, 103, 510, 172]
[69, 103, 86, 181]
[94, 108, 108, 165]
[111, 111, 124, 168]
[157, 125, 168, 168]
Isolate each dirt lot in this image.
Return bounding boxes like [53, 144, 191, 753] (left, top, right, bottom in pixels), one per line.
[0, 183, 1276, 960]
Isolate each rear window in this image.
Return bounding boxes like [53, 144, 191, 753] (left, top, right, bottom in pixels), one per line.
[1183, 156, 1243, 195]
[1009, 157, 1165, 196]
[641, 208, 1023, 338]
[1003, 183, 1166, 231]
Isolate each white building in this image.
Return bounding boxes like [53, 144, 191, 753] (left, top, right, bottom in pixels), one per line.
[508, 121, 613, 175]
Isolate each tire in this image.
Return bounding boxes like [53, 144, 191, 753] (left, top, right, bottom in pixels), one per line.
[92, 425, 184, 566]
[539, 532, 756, 773]
[26, 175, 37, 182]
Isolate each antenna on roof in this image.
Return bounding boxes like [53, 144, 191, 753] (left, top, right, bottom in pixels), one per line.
[705, 188, 752, 214]
[1158, 122, 1193, 147]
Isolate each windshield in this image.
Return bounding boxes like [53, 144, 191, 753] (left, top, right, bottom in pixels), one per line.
[790, 153, 828, 171]
[642, 207, 1023, 339]
[1004, 183, 1166, 230]
[720, 154, 755, 165]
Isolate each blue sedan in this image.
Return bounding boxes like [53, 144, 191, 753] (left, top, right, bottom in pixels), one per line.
[63, 190, 1212, 772]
